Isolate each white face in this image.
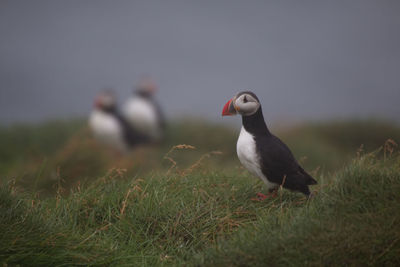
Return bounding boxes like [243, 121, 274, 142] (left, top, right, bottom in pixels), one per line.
[100, 93, 115, 107]
[96, 91, 116, 110]
[233, 93, 260, 116]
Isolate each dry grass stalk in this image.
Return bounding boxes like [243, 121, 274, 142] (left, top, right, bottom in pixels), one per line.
[384, 139, 397, 160]
[163, 144, 196, 174]
[183, 151, 223, 175]
[120, 188, 132, 217]
[73, 223, 112, 249]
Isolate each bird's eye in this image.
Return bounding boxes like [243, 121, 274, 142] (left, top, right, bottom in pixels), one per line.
[243, 96, 248, 103]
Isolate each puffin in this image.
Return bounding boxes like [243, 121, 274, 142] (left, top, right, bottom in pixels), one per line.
[122, 78, 165, 142]
[222, 91, 317, 198]
[89, 90, 149, 153]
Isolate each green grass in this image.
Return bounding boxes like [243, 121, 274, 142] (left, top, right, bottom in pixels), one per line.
[199, 152, 400, 266]
[1, 118, 400, 266]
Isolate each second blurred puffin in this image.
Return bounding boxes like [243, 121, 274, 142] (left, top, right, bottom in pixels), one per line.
[122, 78, 165, 142]
[89, 90, 149, 153]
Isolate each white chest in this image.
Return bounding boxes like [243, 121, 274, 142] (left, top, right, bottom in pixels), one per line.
[236, 127, 277, 189]
[88, 110, 127, 152]
[122, 97, 161, 139]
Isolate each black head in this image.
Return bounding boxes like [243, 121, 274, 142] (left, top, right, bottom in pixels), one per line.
[134, 77, 157, 98]
[94, 90, 117, 112]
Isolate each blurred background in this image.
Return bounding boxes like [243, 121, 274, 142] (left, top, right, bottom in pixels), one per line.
[1, 0, 400, 195]
[1, 0, 399, 125]
[2, 2, 400, 264]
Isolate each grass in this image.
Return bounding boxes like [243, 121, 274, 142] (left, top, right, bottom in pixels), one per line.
[1, 118, 400, 266]
[200, 149, 400, 266]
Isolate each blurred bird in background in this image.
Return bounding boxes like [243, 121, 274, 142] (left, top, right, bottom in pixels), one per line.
[122, 77, 166, 143]
[89, 90, 150, 153]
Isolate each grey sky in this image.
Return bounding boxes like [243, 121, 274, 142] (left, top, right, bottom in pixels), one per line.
[1, 0, 399, 125]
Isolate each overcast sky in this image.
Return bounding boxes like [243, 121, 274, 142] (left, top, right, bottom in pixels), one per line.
[1, 0, 399, 125]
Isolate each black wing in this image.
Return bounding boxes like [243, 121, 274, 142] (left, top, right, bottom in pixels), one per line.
[256, 134, 317, 194]
[150, 98, 166, 130]
[114, 110, 150, 148]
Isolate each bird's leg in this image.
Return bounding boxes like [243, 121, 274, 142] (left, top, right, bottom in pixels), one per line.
[268, 187, 278, 198]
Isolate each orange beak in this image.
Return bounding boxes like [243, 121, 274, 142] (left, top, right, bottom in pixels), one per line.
[222, 98, 237, 116]
[94, 97, 102, 108]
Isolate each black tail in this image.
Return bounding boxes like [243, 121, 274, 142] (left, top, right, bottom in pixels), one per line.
[306, 174, 317, 185]
[301, 172, 317, 196]
[299, 166, 317, 185]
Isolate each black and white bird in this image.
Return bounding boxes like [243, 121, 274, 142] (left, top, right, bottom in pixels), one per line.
[222, 91, 317, 198]
[122, 78, 165, 142]
[89, 90, 149, 153]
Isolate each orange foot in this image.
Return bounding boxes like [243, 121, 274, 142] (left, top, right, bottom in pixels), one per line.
[251, 191, 278, 201]
[251, 192, 268, 201]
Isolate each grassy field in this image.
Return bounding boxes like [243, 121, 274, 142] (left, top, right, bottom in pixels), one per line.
[1, 118, 400, 266]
